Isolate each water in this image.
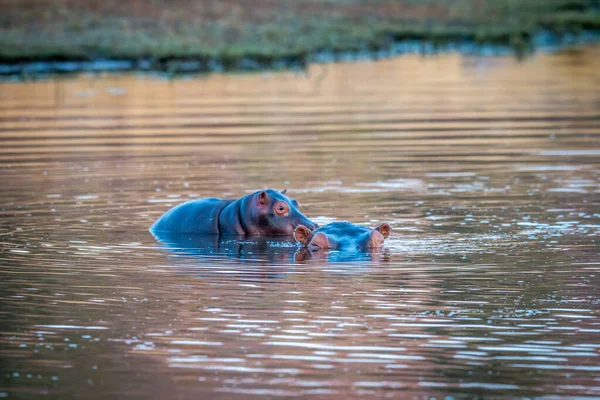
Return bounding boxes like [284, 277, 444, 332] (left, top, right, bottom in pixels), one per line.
[1, 47, 599, 398]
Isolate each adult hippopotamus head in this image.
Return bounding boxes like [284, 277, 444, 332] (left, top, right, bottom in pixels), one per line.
[242, 189, 317, 236]
[294, 221, 391, 251]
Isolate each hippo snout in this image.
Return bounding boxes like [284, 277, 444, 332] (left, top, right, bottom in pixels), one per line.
[294, 214, 317, 231]
[294, 222, 316, 232]
[300, 220, 317, 231]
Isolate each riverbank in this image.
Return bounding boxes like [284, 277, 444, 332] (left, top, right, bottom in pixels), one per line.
[1, 0, 599, 77]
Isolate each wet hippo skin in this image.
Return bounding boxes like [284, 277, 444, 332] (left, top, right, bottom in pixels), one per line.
[294, 221, 391, 251]
[150, 189, 316, 235]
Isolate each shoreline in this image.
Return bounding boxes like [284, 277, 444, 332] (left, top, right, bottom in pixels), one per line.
[2, 30, 599, 80]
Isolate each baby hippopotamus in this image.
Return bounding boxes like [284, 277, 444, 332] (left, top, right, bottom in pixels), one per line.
[151, 189, 316, 235]
[294, 221, 391, 251]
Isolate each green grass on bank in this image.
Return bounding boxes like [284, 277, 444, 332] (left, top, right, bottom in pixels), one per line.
[0, 0, 599, 68]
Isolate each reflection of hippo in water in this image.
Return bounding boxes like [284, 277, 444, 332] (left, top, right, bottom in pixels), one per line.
[152, 230, 387, 267]
[150, 230, 302, 265]
[150, 189, 316, 235]
[294, 221, 391, 252]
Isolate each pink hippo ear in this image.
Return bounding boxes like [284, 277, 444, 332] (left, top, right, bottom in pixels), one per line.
[257, 191, 268, 206]
[374, 223, 391, 239]
[309, 232, 330, 250]
[294, 225, 313, 245]
[369, 230, 385, 248]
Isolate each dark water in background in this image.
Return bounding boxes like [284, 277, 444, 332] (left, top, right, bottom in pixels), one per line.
[1, 47, 599, 399]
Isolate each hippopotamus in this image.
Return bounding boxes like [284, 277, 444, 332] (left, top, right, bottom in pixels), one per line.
[294, 221, 391, 251]
[150, 189, 316, 235]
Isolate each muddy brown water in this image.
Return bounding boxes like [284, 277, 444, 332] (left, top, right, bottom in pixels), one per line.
[1, 48, 599, 399]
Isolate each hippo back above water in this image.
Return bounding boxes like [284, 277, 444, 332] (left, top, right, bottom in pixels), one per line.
[294, 221, 391, 251]
[151, 189, 316, 236]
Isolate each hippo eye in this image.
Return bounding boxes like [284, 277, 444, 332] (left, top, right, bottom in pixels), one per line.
[274, 202, 289, 215]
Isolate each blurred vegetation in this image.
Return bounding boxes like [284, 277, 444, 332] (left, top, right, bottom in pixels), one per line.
[0, 0, 599, 70]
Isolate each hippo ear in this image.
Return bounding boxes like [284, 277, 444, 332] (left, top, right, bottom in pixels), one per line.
[281, 189, 287, 195]
[257, 191, 268, 206]
[309, 232, 330, 250]
[294, 225, 312, 245]
[374, 223, 391, 239]
[292, 199, 299, 208]
[369, 230, 385, 248]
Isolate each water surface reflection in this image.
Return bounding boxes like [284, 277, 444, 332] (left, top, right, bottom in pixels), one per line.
[1, 48, 599, 398]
